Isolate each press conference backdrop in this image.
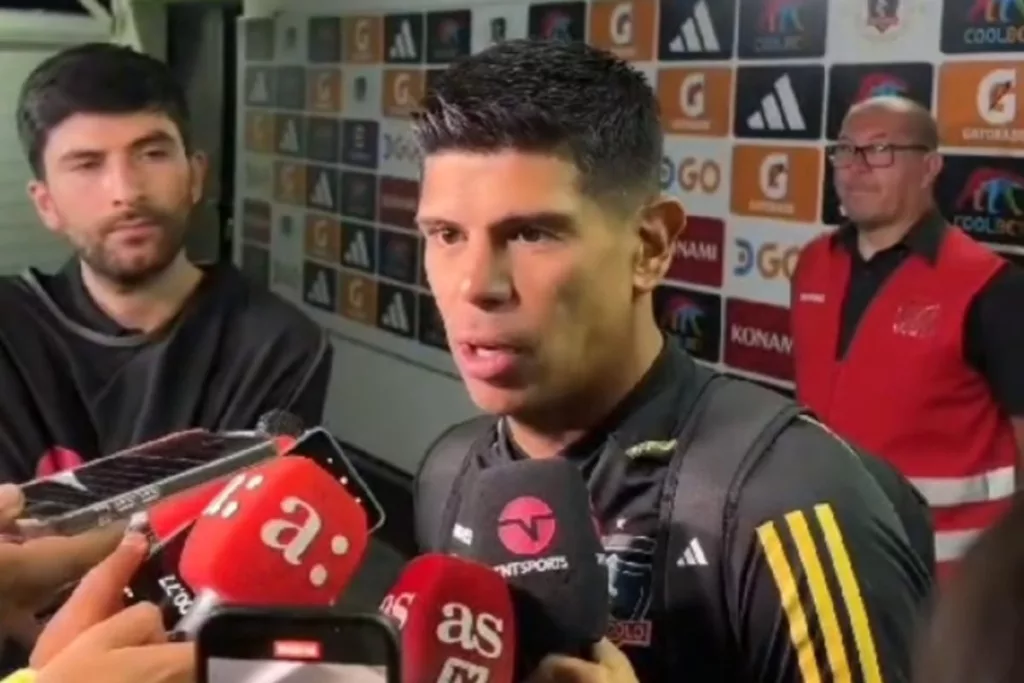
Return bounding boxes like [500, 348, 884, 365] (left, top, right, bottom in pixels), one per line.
[235, 0, 1024, 472]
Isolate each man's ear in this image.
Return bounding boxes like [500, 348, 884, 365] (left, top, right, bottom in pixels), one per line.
[27, 180, 61, 234]
[188, 151, 208, 205]
[633, 195, 686, 294]
[923, 152, 943, 189]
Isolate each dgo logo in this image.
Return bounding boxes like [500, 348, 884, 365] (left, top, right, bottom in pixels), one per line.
[497, 496, 556, 556]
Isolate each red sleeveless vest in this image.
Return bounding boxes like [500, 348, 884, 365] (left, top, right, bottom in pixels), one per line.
[792, 227, 1016, 572]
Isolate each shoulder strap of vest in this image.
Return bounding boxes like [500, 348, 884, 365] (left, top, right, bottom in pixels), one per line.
[413, 415, 497, 553]
[658, 371, 807, 651]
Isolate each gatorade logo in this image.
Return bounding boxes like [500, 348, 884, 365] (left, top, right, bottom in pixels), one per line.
[497, 496, 556, 556]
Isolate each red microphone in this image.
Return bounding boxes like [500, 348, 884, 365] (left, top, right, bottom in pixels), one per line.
[379, 554, 516, 683]
[173, 455, 370, 636]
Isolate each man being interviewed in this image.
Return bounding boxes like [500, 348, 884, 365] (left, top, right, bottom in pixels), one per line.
[0, 43, 331, 482]
[413, 40, 931, 683]
[791, 96, 1024, 576]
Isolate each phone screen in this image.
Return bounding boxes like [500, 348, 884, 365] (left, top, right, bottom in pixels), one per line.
[206, 659, 387, 683]
[18, 431, 276, 536]
[197, 610, 399, 683]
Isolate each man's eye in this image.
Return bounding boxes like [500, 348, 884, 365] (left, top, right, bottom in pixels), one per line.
[512, 227, 550, 243]
[427, 227, 461, 244]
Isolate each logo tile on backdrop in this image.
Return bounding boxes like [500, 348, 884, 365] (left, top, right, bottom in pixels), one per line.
[344, 16, 383, 63]
[307, 16, 342, 63]
[724, 299, 794, 382]
[417, 293, 449, 350]
[307, 68, 342, 113]
[658, 0, 736, 60]
[380, 121, 422, 180]
[653, 286, 723, 363]
[730, 145, 822, 224]
[825, 62, 935, 139]
[340, 272, 379, 325]
[427, 10, 472, 63]
[734, 65, 825, 140]
[342, 68, 381, 119]
[304, 214, 342, 264]
[737, 0, 828, 59]
[339, 171, 378, 222]
[241, 244, 271, 287]
[941, 0, 1024, 54]
[661, 137, 731, 216]
[377, 283, 417, 338]
[830, 0, 931, 60]
[245, 19, 275, 61]
[377, 228, 421, 285]
[341, 221, 378, 274]
[382, 69, 425, 118]
[658, 67, 733, 136]
[665, 216, 725, 288]
[303, 262, 339, 313]
[728, 220, 827, 306]
[274, 66, 307, 110]
[306, 117, 341, 164]
[384, 13, 425, 64]
[471, 4, 528, 52]
[588, 0, 658, 61]
[529, 1, 587, 42]
[340, 120, 381, 169]
[937, 62, 1024, 150]
[936, 154, 1024, 249]
[305, 165, 339, 214]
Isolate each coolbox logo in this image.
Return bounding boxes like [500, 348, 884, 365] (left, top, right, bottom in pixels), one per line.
[498, 496, 556, 556]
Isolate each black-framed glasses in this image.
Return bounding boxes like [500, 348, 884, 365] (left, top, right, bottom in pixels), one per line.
[826, 142, 931, 169]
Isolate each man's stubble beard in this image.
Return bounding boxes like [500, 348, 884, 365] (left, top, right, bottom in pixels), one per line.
[79, 205, 192, 290]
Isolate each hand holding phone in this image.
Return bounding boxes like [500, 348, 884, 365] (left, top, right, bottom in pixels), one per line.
[197, 608, 399, 683]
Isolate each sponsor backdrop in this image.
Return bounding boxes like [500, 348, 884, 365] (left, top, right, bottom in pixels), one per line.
[236, 0, 1023, 395]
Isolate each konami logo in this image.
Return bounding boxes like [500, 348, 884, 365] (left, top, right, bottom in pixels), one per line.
[664, 216, 725, 287]
[724, 298, 794, 382]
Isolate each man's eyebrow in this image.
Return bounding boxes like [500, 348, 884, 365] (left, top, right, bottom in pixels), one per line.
[416, 211, 574, 230]
[56, 130, 178, 164]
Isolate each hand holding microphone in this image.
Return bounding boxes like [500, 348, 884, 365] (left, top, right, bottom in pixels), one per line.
[173, 454, 370, 636]
[380, 554, 516, 683]
[451, 458, 609, 675]
[29, 533, 194, 683]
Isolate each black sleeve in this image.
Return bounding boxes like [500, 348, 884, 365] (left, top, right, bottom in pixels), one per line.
[964, 262, 1024, 415]
[264, 330, 333, 428]
[0, 343, 52, 483]
[726, 419, 932, 683]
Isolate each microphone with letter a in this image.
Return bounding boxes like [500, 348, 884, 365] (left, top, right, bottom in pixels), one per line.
[451, 457, 608, 675]
[124, 412, 305, 627]
[170, 454, 369, 637]
[379, 554, 516, 683]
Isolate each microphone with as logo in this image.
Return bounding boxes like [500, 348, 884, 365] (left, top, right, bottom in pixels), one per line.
[379, 554, 516, 683]
[172, 455, 370, 637]
[451, 457, 608, 675]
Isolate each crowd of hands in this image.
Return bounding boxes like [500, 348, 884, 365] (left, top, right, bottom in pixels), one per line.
[0, 484, 636, 683]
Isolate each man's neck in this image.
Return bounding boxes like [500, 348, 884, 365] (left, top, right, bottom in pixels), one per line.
[856, 203, 934, 260]
[80, 254, 203, 334]
[507, 318, 665, 460]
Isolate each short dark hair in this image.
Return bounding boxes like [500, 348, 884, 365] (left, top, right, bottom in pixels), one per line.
[412, 39, 662, 213]
[16, 42, 192, 178]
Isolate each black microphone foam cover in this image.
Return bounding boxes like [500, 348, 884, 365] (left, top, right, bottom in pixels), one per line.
[255, 410, 305, 437]
[453, 457, 608, 667]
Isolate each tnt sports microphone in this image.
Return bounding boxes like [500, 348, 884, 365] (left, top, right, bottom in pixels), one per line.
[173, 455, 370, 637]
[380, 554, 516, 683]
[451, 458, 608, 673]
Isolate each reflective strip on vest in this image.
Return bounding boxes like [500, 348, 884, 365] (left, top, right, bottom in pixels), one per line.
[909, 465, 1015, 508]
[913, 466, 1015, 563]
[935, 528, 983, 564]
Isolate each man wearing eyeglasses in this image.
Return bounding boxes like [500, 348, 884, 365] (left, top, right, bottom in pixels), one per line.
[791, 95, 1024, 577]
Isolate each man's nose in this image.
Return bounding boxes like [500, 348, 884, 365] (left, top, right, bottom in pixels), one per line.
[104, 158, 146, 207]
[458, 242, 513, 308]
